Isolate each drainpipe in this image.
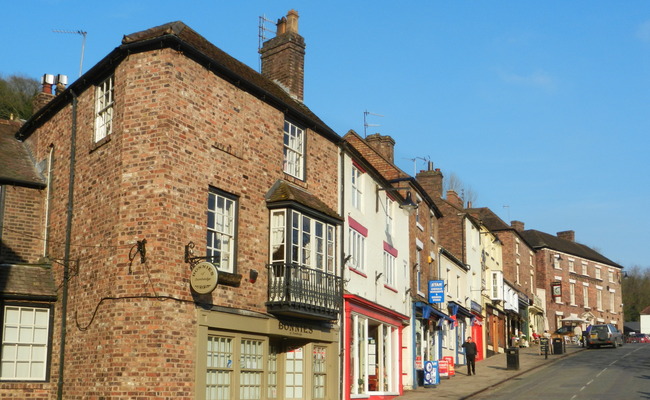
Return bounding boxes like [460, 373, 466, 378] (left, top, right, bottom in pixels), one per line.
[338, 144, 345, 400]
[43, 144, 54, 256]
[57, 90, 77, 400]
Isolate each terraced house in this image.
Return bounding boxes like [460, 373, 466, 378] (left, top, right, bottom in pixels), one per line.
[1, 11, 345, 400]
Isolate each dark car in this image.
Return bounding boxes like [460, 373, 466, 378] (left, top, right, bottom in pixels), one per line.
[586, 324, 623, 348]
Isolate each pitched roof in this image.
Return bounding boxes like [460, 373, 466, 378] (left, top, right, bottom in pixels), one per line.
[641, 305, 650, 315]
[0, 264, 57, 300]
[466, 207, 511, 231]
[466, 207, 535, 248]
[265, 180, 342, 222]
[17, 21, 339, 144]
[0, 119, 45, 188]
[520, 229, 623, 269]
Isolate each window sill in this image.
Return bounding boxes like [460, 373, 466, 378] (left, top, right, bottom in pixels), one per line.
[383, 284, 398, 293]
[349, 267, 367, 278]
[90, 135, 112, 153]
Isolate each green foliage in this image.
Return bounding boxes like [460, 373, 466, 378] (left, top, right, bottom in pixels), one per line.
[0, 74, 40, 120]
[622, 265, 650, 321]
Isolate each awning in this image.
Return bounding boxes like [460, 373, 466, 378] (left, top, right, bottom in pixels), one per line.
[415, 301, 453, 322]
[448, 301, 473, 319]
[561, 314, 589, 324]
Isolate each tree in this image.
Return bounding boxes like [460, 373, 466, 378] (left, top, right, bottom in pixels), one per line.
[443, 172, 478, 207]
[0, 74, 40, 120]
[622, 265, 650, 321]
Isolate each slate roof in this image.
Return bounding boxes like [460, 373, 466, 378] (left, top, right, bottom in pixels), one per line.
[466, 207, 536, 248]
[520, 229, 623, 269]
[265, 180, 341, 223]
[466, 207, 511, 231]
[16, 21, 340, 145]
[0, 264, 57, 300]
[0, 120, 45, 188]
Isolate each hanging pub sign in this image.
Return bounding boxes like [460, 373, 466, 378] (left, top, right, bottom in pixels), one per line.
[551, 281, 562, 300]
[428, 280, 445, 303]
[190, 262, 219, 294]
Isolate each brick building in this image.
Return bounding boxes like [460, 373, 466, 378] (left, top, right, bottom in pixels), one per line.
[520, 227, 624, 334]
[466, 210, 544, 344]
[2, 12, 345, 400]
[415, 167, 483, 364]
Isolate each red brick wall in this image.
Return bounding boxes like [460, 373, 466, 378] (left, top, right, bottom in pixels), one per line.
[1, 185, 45, 263]
[5, 46, 339, 399]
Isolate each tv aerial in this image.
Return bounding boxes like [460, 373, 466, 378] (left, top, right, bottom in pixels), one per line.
[53, 29, 87, 77]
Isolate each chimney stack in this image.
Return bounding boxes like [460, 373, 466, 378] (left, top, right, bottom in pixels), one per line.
[33, 74, 56, 111]
[416, 166, 444, 199]
[557, 230, 575, 242]
[446, 190, 463, 208]
[511, 220, 525, 232]
[260, 10, 306, 101]
[55, 74, 68, 95]
[365, 133, 395, 163]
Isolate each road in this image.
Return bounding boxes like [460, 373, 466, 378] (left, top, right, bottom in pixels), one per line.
[472, 343, 650, 400]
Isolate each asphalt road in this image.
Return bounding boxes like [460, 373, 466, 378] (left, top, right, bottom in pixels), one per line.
[472, 343, 650, 400]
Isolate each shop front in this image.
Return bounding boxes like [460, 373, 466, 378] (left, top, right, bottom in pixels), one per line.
[196, 307, 340, 400]
[344, 294, 408, 399]
[412, 302, 452, 388]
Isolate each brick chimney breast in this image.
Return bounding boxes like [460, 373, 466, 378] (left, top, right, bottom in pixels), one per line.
[260, 10, 306, 102]
[446, 190, 463, 208]
[365, 133, 395, 163]
[557, 230, 575, 242]
[416, 167, 444, 199]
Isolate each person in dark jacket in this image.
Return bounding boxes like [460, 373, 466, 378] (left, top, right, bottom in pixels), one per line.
[462, 336, 478, 375]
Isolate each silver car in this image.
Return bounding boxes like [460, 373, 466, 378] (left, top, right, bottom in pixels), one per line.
[586, 324, 623, 348]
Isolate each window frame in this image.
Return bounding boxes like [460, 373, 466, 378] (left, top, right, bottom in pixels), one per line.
[348, 227, 366, 272]
[383, 251, 396, 287]
[283, 120, 306, 180]
[94, 75, 114, 143]
[350, 165, 363, 210]
[206, 188, 239, 274]
[270, 208, 337, 275]
[205, 332, 268, 400]
[1, 303, 53, 382]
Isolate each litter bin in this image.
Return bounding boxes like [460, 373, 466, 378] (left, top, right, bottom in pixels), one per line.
[553, 338, 564, 354]
[506, 347, 520, 370]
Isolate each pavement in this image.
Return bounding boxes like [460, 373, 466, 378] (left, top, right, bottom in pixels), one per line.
[396, 342, 585, 399]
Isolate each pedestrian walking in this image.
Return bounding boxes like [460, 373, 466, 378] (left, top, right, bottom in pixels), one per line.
[462, 336, 478, 376]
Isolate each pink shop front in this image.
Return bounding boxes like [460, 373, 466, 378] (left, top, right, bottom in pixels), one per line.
[343, 294, 408, 400]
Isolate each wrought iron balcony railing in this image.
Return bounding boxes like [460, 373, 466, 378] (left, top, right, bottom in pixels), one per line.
[266, 263, 342, 321]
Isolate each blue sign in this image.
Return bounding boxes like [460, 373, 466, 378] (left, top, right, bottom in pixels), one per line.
[428, 280, 445, 303]
[423, 360, 439, 386]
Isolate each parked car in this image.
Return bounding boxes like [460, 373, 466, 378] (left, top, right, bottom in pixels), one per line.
[586, 324, 623, 348]
[627, 333, 650, 343]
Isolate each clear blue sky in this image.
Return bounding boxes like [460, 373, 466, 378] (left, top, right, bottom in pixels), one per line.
[3, 1, 649, 269]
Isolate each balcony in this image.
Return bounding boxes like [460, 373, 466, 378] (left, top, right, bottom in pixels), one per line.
[266, 263, 342, 321]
